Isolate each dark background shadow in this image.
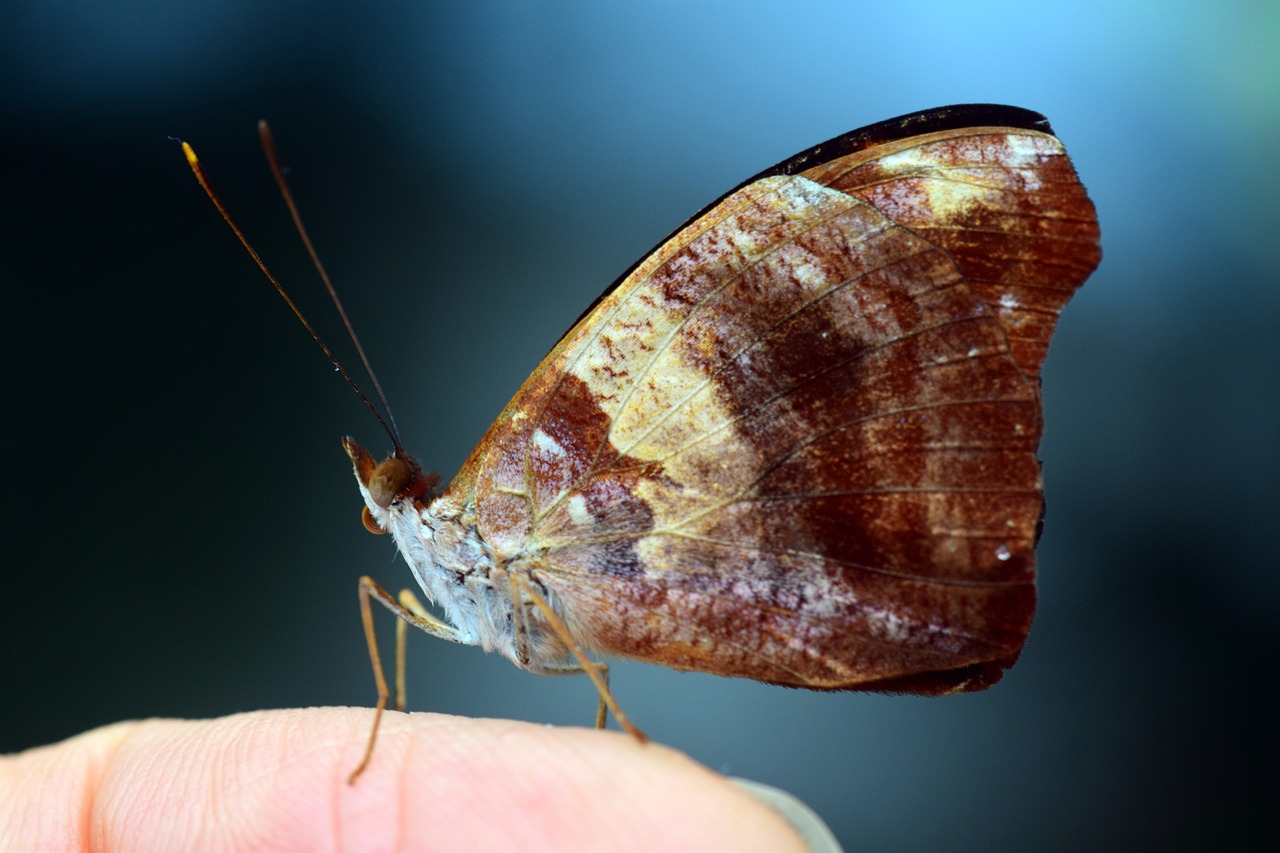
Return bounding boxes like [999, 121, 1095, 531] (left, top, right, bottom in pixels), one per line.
[2, 2, 1275, 849]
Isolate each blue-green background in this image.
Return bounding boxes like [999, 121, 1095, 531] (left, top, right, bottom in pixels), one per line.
[3, 2, 1276, 848]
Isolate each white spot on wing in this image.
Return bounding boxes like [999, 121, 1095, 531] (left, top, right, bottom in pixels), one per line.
[1004, 131, 1060, 165]
[567, 494, 591, 527]
[532, 428, 565, 459]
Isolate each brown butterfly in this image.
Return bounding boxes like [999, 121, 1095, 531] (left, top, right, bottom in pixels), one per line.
[189, 103, 1100, 775]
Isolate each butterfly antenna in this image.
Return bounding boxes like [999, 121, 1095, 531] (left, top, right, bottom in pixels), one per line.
[256, 120, 403, 452]
[181, 137, 403, 454]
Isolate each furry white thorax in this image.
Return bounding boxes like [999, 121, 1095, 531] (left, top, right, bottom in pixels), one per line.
[353, 475, 521, 661]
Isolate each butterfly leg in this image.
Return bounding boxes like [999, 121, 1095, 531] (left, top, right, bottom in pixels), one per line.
[395, 587, 436, 712]
[508, 571, 648, 745]
[349, 575, 463, 784]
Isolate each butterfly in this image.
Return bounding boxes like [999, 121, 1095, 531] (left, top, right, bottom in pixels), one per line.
[187, 102, 1100, 773]
[341, 103, 1099, 735]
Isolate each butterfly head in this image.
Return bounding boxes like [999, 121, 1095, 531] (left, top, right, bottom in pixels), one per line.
[342, 436, 439, 535]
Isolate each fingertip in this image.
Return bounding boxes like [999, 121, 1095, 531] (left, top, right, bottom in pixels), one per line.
[3, 709, 808, 851]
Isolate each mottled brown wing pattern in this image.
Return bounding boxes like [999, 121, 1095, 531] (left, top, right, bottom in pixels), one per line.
[801, 127, 1100, 377]
[450, 116, 1100, 693]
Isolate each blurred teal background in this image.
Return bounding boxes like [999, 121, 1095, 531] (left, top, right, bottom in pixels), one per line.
[2, 1, 1276, 849]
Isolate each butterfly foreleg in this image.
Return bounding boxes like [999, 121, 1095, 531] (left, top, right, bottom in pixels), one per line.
[508, 571, 648, 744]
[349, 575, 464, 785]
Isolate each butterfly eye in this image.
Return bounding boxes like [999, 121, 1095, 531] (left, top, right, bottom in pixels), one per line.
[360, 505, 386, 535]
[368, 457, 411, 508]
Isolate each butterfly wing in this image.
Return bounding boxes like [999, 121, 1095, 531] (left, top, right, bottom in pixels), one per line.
[447, 105, 1100, 693]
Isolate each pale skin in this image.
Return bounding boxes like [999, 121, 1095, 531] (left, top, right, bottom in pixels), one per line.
[0, 707, 806, 851]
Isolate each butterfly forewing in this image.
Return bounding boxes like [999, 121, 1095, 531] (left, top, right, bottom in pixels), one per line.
[448, 113, 1099, 693]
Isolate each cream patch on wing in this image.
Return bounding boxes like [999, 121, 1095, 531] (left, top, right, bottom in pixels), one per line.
[874, 130, 1061, 225]
[572, 177, 861, 502]
[571, 177, 892, 575]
